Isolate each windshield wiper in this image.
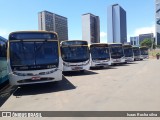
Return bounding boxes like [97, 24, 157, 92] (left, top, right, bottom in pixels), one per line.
[34, 41, 47, 57]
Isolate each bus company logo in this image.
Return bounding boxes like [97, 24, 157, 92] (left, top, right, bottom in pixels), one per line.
[2, 112, 12, 117]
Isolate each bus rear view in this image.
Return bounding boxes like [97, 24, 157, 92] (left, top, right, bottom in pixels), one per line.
[8, 31, 62, 85]
[61, 40, 90, 72]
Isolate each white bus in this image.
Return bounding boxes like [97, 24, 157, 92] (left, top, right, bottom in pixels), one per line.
[0, 37, 8, 85]
[90, 43, 111, 68]
[123, 45, 134, 62]
[61, 40, 90, 72]
[132, 46, 141, 60]
[108, 43, 125, 64]
[8, 31, 62, 85]
[140, 46, 149, 59]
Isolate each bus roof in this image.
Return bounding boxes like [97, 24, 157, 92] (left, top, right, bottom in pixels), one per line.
[108, 43, 122, 45]
[108, 43, 123, 47]
[8, 31, 58, 40]
[61, 40, 87, 43]
[60, 40, 88, 46]
[90, 43, 109, 47]
[9, 30, 58, 36]
[123, 44, 132, 47]
[132, 46, 140, 49]
[140, 46, 148, 49]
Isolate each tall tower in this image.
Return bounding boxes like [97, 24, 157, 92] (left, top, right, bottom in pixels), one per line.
[156, 0, 160, 45]
[82, 13, 100, 44]
[38, 10, 68, 41]
[107, 4, 127, 44]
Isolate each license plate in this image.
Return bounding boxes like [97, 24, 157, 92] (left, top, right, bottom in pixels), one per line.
[32, 76, 41, 80]
[72, 67, 82, 70]
[116, 59, 120, 62]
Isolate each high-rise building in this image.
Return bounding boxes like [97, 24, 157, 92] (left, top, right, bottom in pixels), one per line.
[82, 13, 100, 44]
[107, 4, 127, 44]
[38, 10, 68, 41]
[0, 36, 7, 41]
[156, 0, 160, 45]
[139, 33, 154, 44]
[130, 36, 139, 46]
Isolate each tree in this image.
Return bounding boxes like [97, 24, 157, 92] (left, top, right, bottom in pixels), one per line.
[140, 38, 156, 49]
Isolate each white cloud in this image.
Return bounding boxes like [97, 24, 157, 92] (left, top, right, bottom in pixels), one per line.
[134, 25, 155, 36]
[128, 25, 156, 41]
[100, 32, 107, 43]
[100, 32, 107, 38]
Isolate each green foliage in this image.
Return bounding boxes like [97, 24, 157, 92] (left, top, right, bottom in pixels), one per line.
[140, 38, 156, 49]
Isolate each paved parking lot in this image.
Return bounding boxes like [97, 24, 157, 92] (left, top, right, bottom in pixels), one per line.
[0, 59, 160, 119]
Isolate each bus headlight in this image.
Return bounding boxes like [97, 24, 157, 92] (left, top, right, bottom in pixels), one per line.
[63, 62, 70, 66]
[12, 69, 58, 76]
[122, 56, 125, 59]
[13, 72, 27, 76]
[39, 69, 58, 75]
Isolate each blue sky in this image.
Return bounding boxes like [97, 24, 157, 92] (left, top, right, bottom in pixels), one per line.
[0, 0, 155, 42]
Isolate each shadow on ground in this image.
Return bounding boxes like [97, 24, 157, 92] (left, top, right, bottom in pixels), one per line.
[111, 63, 130, 67]
[13, 76, 76, 96]
[0, 76, 76, 107]
[90, 66, 117, 70]
[63, 70, 98, 77]
[0, 85, 17, 107]
[126, 62, 138, 64]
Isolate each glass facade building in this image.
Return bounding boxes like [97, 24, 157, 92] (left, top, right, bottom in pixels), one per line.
[130, 36, 139, 46]
[107, 4, 127, 44]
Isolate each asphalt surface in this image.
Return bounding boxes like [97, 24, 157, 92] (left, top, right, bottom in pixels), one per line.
[0, 59, 160, 120]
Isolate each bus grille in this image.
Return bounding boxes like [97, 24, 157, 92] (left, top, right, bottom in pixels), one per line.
[17, 77, 55, 83]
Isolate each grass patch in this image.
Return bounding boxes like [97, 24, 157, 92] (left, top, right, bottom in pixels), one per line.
[149, 49, 160, 59]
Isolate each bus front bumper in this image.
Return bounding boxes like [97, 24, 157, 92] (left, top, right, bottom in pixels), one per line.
[9, 70, 62, 86]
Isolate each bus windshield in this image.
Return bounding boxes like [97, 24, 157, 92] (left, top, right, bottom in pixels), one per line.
[10, 41, 59, 71]
[133, 48, 140, 56]
[124, 48, 133, 57]
[110, 47, 124, 59]
[90, 47, 110, 60]
[141, 49, 148, 55]
[61, 46, 90, 62]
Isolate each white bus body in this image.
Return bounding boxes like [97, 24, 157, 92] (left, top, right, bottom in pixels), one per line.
[8, 31, 62, 85]
[140, 47, 149, 59]
[108, 43, 126, 64]
[61, 40, 90, 72]
[132, 47, 141, 60]
[123, 45, 134, 62]
[90, 43, 111, 68]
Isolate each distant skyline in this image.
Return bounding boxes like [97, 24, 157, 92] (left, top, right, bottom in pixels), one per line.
[0, 0, 155, 43]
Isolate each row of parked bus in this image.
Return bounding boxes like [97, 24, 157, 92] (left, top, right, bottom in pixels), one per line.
[61, 41, 148, 70]
[0, 31, 149, 87]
